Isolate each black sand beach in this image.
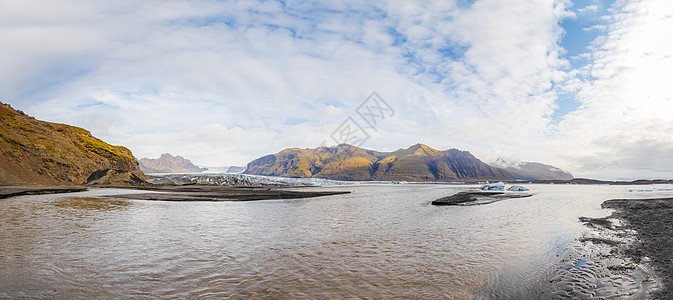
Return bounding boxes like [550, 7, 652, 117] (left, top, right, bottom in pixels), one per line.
[599, 198, 673, 298]
[572, 197, 673, 298]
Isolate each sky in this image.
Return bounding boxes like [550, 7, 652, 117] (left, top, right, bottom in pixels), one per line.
[1, 0, 672, 180]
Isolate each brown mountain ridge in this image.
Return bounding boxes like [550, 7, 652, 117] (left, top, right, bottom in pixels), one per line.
[0, 102, 148, 185]
[244, 143, 515, 182]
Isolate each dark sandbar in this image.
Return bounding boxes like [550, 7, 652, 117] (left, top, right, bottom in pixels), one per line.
[431, 191, 532, 205]
[0, 186, 87, 199]
[112, 185, 351, 201]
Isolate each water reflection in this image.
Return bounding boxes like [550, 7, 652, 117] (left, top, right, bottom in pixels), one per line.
[51, 197, 133, 211]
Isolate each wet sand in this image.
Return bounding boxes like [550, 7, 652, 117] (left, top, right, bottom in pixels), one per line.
[562, 197, 673, 298]
[599, 198, 673, 298]
[111, 185, 351, 201]
[0, 186, 87, 199]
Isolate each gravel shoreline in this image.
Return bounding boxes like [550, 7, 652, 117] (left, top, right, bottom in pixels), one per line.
[599, 197, 673, 298]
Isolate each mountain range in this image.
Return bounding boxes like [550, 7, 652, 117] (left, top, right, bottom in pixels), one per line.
[245, 144, 574, 182]
[244, 143, 517, 182]
[139, 153, 208, 173]
[0, 102, 148, 185]
[1, 101, 572, 185]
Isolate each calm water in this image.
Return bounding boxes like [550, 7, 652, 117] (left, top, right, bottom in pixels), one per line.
[0, 184, 654, 298]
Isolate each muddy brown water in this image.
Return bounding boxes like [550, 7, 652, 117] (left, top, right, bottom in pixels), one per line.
[0, 184, 663, 298]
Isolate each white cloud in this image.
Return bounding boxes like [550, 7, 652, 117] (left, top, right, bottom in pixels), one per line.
[2, 0, 671, 179]
[577, 5, 599, 14]
[556, 0, 673, 179]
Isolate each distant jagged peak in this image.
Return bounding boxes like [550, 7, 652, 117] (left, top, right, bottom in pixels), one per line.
[407, 143, 439, 155]
[159, 153, 186, 160]
[157, 153, 203, 166]
[139, 153, 207, 173]
[387, 143, 440, 157]
[334, 143, 359, 151]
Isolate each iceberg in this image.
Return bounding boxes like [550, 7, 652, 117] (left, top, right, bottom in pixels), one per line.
[628, 185, 673, 193]
[508, 185, 529, 191]
[480, 181, 505, 191]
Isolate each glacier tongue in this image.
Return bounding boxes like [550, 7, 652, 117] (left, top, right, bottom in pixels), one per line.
[147, 173, 357, 186]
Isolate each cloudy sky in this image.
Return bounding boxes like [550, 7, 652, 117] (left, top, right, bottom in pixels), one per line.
[1, 0, 672, 180]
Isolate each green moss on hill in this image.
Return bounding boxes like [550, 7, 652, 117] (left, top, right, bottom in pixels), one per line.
[0, 102, 148, 185]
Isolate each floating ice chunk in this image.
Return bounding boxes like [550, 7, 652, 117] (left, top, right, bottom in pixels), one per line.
[508, 185, 529, 191]
[628, 185, 673, 193]
[480, 181, 505, 191]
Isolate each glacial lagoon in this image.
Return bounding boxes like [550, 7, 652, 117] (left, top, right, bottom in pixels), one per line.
[0, 184, 665, 298]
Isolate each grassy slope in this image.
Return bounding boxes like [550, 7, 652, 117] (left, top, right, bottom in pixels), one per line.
[0, 102, 148, 185]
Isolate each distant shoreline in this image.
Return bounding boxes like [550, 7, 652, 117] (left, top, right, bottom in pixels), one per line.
[524, 178, 673, 185]
[143, 172, 673, 186]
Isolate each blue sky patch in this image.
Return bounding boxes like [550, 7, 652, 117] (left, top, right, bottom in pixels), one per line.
[457, 0, 476, 10]
[560, 0, 616, 61]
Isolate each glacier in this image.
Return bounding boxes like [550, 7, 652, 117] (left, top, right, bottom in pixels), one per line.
[147, 173, 358, 186]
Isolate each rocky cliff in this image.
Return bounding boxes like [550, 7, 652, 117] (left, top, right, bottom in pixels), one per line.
[244, 144, 514, 182]
[0, 102, 148, 185]
[139, 153, 207, 173]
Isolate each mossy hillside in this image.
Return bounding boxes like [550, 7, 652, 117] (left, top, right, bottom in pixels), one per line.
[0, 102, 147, 185]
[74, 127, 136, 163]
